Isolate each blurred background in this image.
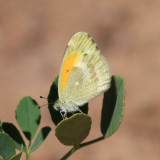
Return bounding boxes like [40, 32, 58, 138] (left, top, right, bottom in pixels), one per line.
[0, 0, 160, 159]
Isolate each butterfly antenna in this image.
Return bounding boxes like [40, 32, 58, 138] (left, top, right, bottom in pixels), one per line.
[39, 96, 55, 109]
[38, 102, 54, 109]
[40, 96, 54, 102]
[40, 96, 48, 99]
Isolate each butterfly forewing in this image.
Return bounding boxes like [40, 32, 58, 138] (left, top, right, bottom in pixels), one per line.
[58, 32, 111, 106]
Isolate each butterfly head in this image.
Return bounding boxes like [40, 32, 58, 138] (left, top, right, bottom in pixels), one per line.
[54, 99, 61, 111]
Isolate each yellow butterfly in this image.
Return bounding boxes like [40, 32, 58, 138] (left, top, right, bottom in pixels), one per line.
[54, 32, 111, 117]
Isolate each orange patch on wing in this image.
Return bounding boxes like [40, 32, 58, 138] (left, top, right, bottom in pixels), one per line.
[60, 53, 82, 91]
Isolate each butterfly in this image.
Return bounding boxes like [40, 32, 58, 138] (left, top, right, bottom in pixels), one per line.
[54, 32, 111, 118]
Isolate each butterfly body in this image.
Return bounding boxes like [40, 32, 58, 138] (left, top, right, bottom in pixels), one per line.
[54, 32, 111, 115]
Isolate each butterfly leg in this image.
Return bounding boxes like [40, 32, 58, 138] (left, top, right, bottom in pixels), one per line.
[73, 105, 83, 113]
[77, 108, 83, 113]
[60, 110, 67, 119]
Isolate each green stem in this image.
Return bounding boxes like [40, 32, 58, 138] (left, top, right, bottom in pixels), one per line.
[61, 146, 77, 160]
[25, 152, 30, 160]
[25, 141, 31, 160]
[61, 136, 104, 160]
[80, 136, 104, 148]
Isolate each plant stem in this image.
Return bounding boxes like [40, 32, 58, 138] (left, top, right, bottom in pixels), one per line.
[61, 147, 77, 160]
[25, 152, 30, 160]
[80, 136, 104, 148]
[25, 141, 31, 160]
[61, 136, 104, 160]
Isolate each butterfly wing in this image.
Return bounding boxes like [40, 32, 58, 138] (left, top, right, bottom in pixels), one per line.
[58, 32, 111, 106]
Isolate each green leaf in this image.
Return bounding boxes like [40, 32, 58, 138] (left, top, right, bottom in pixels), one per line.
[2, 123, 26, 152]
[48, 76, 88, 125]
[55, 113, 92, 146]
[16, 96, 41, 141]
[30, 126, 51, 152]
[9, 151, 22, 160]
[0, 133, 16, 160]
[101, 75, 125, 138]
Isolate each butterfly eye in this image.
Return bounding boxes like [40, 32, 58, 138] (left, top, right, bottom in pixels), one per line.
[66, 69, 69, 73]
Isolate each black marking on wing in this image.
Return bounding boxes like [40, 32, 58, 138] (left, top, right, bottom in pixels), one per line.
[83, 53, 88, 57]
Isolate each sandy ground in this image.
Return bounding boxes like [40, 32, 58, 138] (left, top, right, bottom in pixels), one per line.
[0, 0, 160, 160]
